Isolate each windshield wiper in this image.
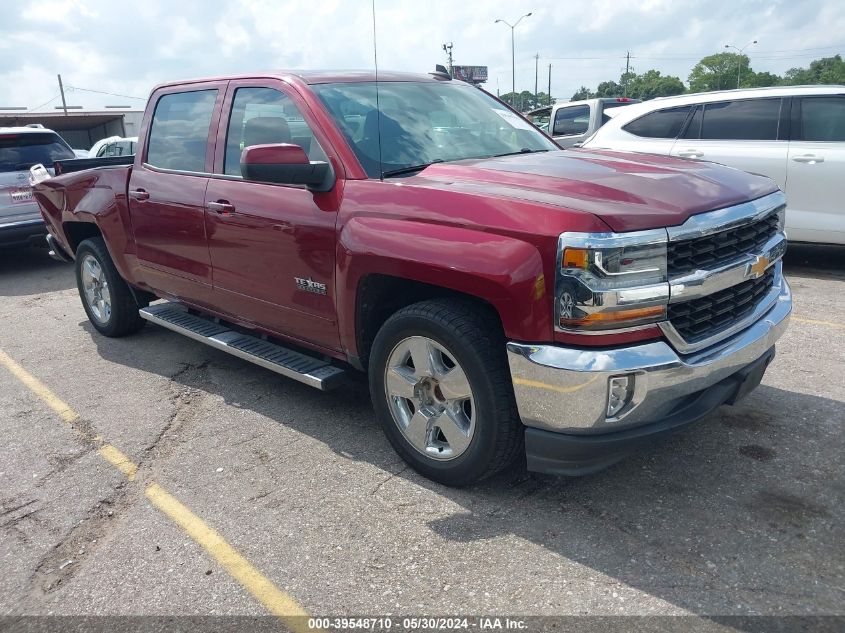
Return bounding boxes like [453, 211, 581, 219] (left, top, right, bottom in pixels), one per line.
[382, 159, 443, 178]
[492, 148, 550, 158]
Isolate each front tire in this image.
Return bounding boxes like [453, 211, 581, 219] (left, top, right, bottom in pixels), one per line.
[369, 299, 523, 486]
[75, 237, 146, 337]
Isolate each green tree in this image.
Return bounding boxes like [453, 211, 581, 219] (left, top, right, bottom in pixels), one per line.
[751, 71, 781, 87]
[499, 91, 554, 111]
[627, 70, 685, 100]
[570, 86, 594, 101]
[783, 55, 845, 85]
[688, 52, 754, 91]
[595, 81, 622, 98]
[572, 70, 685, 102]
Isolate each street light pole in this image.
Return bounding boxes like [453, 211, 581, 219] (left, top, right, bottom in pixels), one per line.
[495, 12, 532, 106]
[724, 40, 758, 89]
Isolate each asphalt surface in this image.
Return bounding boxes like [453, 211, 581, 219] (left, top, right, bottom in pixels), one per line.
[0, 243, 843, 622]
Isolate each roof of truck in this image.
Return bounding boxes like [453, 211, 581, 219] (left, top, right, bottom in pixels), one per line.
[291, 70, 449, 84]
[150, 70, 450, 93]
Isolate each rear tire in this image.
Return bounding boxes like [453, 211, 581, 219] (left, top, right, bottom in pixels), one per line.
[369, 299, 523, 486]
[75, 237, 146, 337]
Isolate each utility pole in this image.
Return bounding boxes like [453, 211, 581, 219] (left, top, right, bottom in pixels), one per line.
[623, 51, 630, 97]
[548, 63, 552, 105]
[57, 74, 68, 116]
[442, 42, 454, 76]
[534, 53, 539, 108]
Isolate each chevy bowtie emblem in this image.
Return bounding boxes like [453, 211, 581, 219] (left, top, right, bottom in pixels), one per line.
[746, 255, 770, 279]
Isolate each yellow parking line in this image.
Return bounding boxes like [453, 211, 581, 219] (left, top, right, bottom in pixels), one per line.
[146, 484, 310, 628]
[0, 348, 309, 626]
[793, 317, 845, 329]
[0, 349, 80, 424]
[98, 444, 139, 480]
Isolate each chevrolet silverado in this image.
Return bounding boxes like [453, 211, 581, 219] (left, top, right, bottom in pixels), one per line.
[32, 71, 792, 485]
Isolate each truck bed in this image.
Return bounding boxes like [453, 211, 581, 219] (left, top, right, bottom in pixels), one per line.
[53, 155, 134, 175]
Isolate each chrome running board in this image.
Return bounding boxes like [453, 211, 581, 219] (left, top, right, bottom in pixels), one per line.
[139, 303, 347, 391]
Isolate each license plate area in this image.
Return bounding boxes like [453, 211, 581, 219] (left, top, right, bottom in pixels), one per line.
[8, 187, 34, 204]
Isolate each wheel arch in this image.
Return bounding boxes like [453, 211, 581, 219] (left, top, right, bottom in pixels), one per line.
[337, 216, 552, 368]
[354, 274, 503, 370]
[62, 221, 103, 254]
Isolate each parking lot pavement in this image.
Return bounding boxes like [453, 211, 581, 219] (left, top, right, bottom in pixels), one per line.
[0, 244, 843, 620]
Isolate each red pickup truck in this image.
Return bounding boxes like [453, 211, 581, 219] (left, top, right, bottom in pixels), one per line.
[32, 71, 792, 485]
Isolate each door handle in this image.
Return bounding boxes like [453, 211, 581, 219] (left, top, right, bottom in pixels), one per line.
[207, 200, 236, 214]
[129, 189, 150, 201]
[792, 154, 824, 164]
[677, 150, 704, 159]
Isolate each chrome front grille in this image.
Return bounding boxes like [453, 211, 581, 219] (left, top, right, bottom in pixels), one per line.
[668, 210, 780, 276]
[668, 267, 775, 344]
[661, 191, 787, 353]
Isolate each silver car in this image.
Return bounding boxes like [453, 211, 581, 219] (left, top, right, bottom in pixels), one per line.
[0, 126, 75, 248]
[528, 97, 641, 147]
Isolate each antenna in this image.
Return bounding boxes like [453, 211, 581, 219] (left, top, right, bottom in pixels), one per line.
[371, 0, 384, 180]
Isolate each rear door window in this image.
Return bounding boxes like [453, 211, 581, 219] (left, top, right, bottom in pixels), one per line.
[0, 132, 75, 172]
[553, 105, 590, 136]
[146, 90, 217, 172]
[623, 106, 690, 138]
[700, 99, 781, 141]
[797, 96, 845, 142]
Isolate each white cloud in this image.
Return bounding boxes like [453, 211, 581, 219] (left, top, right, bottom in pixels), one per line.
[0, 0, 843, 110]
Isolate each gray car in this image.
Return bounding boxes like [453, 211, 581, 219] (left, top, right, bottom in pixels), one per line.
[0, 125, 75, 248]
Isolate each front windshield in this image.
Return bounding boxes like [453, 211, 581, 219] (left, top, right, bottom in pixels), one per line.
[312, 81, 558, 178]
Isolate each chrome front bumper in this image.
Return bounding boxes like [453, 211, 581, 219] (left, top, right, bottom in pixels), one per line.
[507, 275, 792, 434]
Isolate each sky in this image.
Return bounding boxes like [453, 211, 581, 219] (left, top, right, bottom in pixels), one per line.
[0, 0, 843, 111]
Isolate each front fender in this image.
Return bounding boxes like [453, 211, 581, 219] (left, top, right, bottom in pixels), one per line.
[336, 216, 551, 356]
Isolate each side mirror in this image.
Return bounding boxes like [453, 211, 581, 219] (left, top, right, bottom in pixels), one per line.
[240, 143, 334, 192]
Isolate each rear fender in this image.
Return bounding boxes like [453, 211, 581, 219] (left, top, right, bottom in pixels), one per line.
[33, 167, 135, 281]
[336, 216, 551, 357]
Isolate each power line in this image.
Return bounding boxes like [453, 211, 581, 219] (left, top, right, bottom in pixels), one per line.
[66, 85, 146, 100]
[28, 94, 61, 112]
[538, 43, 843, 63]
[633, 43, 845, 57]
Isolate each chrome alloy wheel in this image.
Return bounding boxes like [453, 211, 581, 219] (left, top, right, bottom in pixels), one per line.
[384, 336, 476, 461]
[80, 253, 112, 323]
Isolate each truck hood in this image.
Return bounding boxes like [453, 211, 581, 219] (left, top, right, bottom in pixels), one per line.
[412, 149, 778, 232]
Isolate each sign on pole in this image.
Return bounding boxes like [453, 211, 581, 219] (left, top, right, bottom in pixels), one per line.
[452, 66, 488, 84]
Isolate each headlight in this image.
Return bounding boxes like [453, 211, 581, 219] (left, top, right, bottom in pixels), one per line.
[556, 229, 669, 332]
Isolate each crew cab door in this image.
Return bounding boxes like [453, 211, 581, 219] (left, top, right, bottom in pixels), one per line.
[205, 80, 342, 349]
[128, 83, 225, 305]
[785, 94, 845, 244]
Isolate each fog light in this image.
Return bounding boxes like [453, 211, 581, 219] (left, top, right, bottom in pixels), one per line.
[607, 375, 635, 418]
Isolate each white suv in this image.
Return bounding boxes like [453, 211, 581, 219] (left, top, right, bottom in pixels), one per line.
[581, 85, 845, 245]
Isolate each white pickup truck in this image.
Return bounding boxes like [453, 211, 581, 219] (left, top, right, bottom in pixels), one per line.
[529, 97, 640, 147]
